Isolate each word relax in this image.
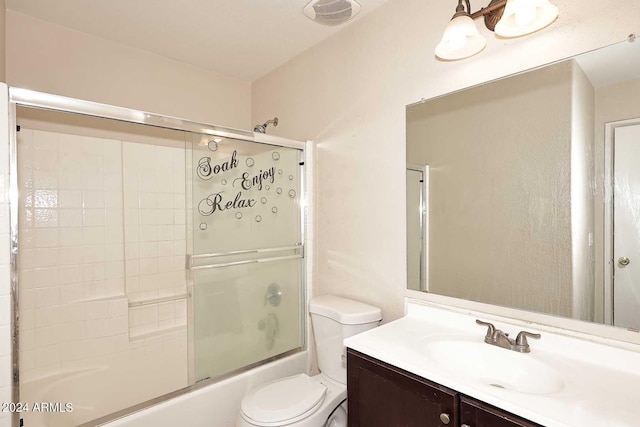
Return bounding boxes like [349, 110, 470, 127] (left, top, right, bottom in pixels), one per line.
[199, 191, 256, 216]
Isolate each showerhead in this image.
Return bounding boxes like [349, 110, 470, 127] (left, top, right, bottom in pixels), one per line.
[254, 117, 279, 134]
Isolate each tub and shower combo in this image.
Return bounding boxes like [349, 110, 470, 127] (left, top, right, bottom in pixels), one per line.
[8, 88, 309, 427]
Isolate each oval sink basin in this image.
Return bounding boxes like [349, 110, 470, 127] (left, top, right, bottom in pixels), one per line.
[423, 339, 564, 395]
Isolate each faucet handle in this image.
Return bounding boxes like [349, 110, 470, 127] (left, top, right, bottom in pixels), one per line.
[515, 330, 541, 352]
[476, 319, 496, 342]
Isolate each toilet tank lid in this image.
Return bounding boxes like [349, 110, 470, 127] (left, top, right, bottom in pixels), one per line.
[309, 295, 382, 324]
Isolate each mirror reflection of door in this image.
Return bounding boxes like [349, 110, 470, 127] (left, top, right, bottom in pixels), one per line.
[613, 122, 640, 330]
[406, 165, 428, 292]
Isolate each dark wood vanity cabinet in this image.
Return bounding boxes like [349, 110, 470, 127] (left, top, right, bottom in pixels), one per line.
[347, 349, 458, 426]
[347, 349, 542, 427]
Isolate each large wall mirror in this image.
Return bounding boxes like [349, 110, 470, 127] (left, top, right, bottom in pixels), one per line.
[406, 36, 640, 331]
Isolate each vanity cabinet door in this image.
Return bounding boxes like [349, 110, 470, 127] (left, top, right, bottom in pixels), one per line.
[347, 349, 458, 427]
[460, 396, 542, 427]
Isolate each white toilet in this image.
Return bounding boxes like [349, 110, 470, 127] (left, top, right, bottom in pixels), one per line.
[236, 295, 382, 427]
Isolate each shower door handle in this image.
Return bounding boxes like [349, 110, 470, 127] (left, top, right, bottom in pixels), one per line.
[186, 245, 304, 270]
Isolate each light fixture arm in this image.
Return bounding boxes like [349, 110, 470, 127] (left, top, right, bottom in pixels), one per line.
[469, 0, 507, 19]
[463, 0, 508, 31]
[451, 0, 472, 19]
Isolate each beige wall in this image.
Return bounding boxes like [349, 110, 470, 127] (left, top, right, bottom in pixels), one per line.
[0, 0, 5, 82]
[251, 0, 640, 321]
[407, 62, 574, 317]
[6, 10, 251, 129]
[570, 62, 596, 321]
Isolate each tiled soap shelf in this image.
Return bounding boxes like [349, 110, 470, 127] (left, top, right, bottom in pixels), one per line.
[129, 324, 186, 341]
[128, 293, 188, 307]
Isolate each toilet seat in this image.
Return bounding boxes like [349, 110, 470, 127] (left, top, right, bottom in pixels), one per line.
[240, 374, 327, 426]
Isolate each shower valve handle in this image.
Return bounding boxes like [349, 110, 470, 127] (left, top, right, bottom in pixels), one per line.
[264, 283, 282, 307]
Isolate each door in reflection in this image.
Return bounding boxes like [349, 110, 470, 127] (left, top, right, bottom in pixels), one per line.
[613, 123, 640, 330]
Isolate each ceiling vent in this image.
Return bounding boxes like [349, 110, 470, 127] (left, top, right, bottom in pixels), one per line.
[303, 0, 362, 26]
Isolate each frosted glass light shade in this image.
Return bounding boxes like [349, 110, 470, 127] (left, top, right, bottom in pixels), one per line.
[494, 0, 559, 38]
[435, 15, 487, 61]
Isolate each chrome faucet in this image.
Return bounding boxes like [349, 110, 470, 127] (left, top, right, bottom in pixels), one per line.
[476, 320, 541, 353]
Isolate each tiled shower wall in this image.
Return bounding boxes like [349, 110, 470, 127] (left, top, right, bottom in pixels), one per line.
[17, 128, 187, 386]
[122, 142, 187, 338]
[18, 128, 129, 380]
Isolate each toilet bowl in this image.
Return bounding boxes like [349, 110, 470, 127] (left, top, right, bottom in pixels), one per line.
[236, 295, 381, 427]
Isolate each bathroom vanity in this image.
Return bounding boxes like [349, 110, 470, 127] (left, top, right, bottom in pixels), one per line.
[344, 300, 640, 427]
[347, 349, 539, 427]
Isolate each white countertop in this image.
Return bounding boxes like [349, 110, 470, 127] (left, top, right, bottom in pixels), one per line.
[344, 299, 640, 427]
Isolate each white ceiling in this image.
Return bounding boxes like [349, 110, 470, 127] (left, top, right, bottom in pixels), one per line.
[6, 0, 388, 81]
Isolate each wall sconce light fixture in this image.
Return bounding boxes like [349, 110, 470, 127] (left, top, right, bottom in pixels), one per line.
[435, 0, 559, 61]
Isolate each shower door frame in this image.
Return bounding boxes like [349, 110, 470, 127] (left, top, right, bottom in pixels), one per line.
[8, 87, 309, 427]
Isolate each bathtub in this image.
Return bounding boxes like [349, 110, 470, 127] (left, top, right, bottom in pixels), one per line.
[103, 351, 308, 427]
[20, 354, 187, 427]
[20, 330, 188, 427]
[19, 350, 306, 427]
[21, 365, 144, 427]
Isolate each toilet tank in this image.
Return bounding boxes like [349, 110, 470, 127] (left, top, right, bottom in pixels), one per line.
[309, 295, 382, 384]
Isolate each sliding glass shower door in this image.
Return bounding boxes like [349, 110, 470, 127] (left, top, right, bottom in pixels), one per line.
[187, 134, 304, 382]
[11, 88, 307, 427]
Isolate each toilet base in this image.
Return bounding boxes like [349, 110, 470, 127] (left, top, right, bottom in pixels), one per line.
[325, 401, 347, 427]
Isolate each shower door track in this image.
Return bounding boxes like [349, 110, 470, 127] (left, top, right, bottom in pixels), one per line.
[9, 87, 305, 149]
[8, 87, 309, 427]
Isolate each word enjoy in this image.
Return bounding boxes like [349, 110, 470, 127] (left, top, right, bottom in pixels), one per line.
[237, 167, 276, 191]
